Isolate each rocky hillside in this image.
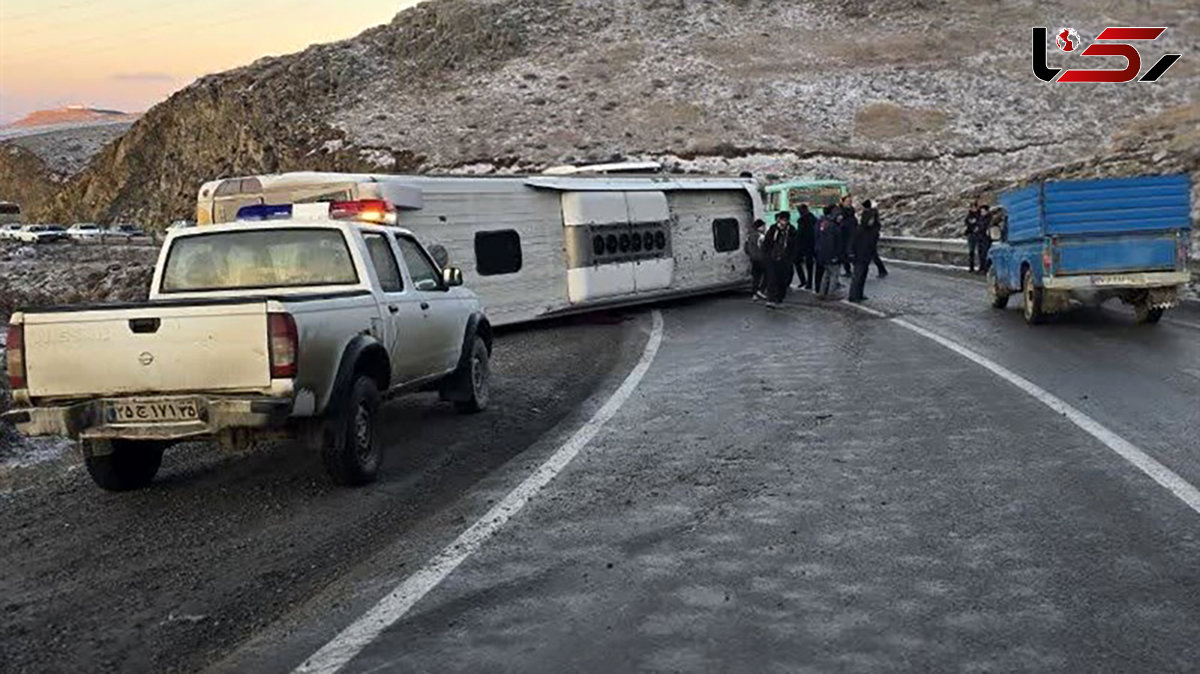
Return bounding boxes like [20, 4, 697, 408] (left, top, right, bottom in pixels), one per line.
[29, 0, 1200, 232]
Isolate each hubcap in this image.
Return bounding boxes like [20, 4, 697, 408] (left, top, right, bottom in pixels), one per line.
[353, 404, 372, 461]
[472, 352, 488, 400]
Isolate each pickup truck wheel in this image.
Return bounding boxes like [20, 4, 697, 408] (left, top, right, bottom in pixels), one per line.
[453, 336, 491, 414]
[1022, 267, 1044, 325]
[322, 376, 382, 486]
[988, 268, 1009, 309]
[83, 439, 165, 491]
[1134, 303, 1164, 325]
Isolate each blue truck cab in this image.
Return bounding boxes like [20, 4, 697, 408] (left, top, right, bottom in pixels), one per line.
[987, 174, 1192, 325]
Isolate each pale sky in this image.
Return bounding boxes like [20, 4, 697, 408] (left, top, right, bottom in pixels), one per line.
[0, 0, 424, 123]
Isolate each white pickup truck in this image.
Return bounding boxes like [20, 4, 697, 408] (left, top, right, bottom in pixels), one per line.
[3, 202, 493, 490]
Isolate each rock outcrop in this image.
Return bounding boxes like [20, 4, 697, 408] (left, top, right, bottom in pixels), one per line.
[22, 0, 1200, 232]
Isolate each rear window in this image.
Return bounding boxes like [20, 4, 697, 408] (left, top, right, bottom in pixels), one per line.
[160, 228, 359, 293]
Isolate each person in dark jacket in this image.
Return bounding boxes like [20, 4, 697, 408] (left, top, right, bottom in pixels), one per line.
[815, 204, 842, 299]
[744, 219, 767, 298]
[839, 195, 857, 277]
[848, 199, 883, 302]
[977, 205, 994, 275]
[964, 202, 982, 272]
[796, 203, 818, 291]
[762, 211, 796, 306]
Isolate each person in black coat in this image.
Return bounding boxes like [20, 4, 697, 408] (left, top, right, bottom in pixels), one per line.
[848, 199, 883, 302]
[977, 205, 994, 275]
[815, 204, 842, 299]
[762, 211, 796, 306]
[838, 195, 857, 277]
[795, 203, 818, 291]
[964, 202, 982, 273]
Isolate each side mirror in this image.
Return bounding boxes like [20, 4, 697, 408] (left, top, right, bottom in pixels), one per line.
[442, 266, 464, 287]
[428, 244, 449, 269]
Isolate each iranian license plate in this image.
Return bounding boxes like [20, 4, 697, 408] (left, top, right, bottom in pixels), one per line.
[1092, 274, 1142, 286]
[107, 399, 201, 424]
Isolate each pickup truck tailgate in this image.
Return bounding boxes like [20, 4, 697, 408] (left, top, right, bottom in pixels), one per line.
[1053, 232, 1181, 275]
[23, 302, 271, 398]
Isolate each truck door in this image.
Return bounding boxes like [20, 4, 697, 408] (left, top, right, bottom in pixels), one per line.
[395, 234, 463, 377]
[361, 232, 425, 386]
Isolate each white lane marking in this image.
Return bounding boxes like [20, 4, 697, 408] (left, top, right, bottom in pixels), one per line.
[890, 316, 1200, 516]
[294, 310, 666, 674]
[837, 299, 887, 318]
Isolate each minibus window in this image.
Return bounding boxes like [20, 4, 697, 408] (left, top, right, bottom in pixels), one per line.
[712, 218, 740, 253]
[474, 230, 523, 276]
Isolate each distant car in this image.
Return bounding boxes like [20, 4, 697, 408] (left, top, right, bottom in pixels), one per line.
[0, 223, 24, 240]
[108, 224, 147, 238]
[14, 224, 69, 244]
[67, 223, 105, 240]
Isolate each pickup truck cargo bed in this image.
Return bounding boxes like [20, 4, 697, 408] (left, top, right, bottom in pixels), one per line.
[1002, 174, 1191, 243]
[23, 301, 271, 399]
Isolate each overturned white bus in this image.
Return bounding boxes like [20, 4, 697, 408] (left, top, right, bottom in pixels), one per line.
[196, 171, 761, 326]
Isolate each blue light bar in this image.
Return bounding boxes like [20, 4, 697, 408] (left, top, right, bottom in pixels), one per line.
[236, 204, 293, 221]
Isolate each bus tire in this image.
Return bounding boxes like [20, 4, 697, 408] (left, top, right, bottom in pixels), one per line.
[1022, 267, 1044, 325]
[83, 439, 165, 491]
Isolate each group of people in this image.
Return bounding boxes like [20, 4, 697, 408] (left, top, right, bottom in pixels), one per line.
[964, 201, 996, 274]
[746, 195, 888, 307]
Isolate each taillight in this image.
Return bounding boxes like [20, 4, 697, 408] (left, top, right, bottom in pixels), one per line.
[5, 324, 26, 390]
[329, 199, 395, 224]
[267, 313, 298, 379]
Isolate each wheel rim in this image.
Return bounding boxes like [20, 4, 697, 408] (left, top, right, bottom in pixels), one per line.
[1023, 272, 1033, 319]
[472, 351, 489, 401]
[353, 403, 373, 462]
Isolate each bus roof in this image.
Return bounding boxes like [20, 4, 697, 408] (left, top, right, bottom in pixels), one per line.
[763, 179, 848, 193]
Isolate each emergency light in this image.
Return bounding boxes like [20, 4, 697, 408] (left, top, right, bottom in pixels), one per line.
[235, 200, 397, 224]
[236, 204, 293, 220]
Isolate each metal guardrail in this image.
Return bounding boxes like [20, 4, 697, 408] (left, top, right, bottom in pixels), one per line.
[879, 235, 1200, 282]
[72, 235, 160, 247]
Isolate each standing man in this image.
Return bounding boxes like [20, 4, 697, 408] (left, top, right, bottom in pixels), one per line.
[964, 202, 982, 273]
[815, 204, 842, 299]
[839, 194, 857, 277]
[762, 211, 796, 306]
[744, 219, 767, 299]
[977, 205, 994, 275]
[796, 203, 818, 291]
[848, 199, 883, 302]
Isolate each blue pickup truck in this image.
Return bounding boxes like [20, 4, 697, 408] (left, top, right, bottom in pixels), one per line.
[987, 174, 1192, 325]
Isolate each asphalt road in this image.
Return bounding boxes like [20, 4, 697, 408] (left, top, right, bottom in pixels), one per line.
[3, 266, 1200, 673]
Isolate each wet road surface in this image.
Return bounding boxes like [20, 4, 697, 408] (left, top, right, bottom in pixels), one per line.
[4, 266, 1200, 673]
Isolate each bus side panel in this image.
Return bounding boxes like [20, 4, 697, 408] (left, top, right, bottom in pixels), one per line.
[667, 190, 754, 292]
[399, 185, 569, 327]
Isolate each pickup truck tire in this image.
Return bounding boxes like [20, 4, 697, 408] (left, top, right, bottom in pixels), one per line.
[988, 268, 1010, 309]
[322, 376, 383, 486]
[1022, 267, 1045, 325]
[83, 439, 165, 491]
[452, 336, 491, 414]
[1134, 303, 1164, 325]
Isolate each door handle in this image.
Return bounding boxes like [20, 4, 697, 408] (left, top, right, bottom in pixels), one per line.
[388, 304, 399, 314]
[420, 302, 431, 311]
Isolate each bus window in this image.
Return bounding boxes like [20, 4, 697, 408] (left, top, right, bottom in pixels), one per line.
[712, 218, 741, 253]
[474, 230, 523, 276]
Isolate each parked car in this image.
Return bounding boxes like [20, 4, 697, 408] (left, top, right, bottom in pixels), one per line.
[108, 224, 147, 238]
[14, 224, 69, 244]
[3, 200, 491, 491]
[988, 174, 1192, 325]
[67, 223, 105, 240]
[0, 223, 24, 240]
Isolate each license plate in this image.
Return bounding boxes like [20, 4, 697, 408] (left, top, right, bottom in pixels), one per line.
[107, 399, 201, 424]
[1092, 274, 1142, 286]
